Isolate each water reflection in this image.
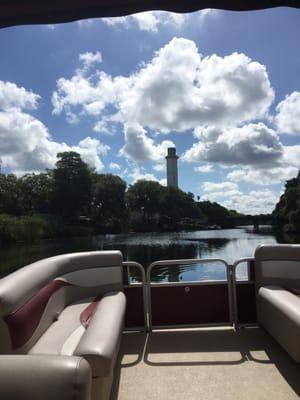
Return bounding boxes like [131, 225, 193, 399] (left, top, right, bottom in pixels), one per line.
[148, 262, 228, 283]
[1, 227, 300, 281]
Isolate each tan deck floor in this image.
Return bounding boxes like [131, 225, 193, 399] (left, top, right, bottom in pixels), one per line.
[111, 327, 300, 400]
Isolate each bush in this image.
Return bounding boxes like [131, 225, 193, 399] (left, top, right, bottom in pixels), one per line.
[0, 214, 47, 243]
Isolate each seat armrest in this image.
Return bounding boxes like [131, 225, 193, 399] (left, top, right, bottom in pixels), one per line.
[75, 291, 126, 377]
[258, 286, 300, 323]
[0, 355, 91, 400]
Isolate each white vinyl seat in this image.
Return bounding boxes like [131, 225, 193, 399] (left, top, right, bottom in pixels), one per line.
[0, 251, 126, 400]
[255, 245, 300, 362]
[30, 291, 126, 377]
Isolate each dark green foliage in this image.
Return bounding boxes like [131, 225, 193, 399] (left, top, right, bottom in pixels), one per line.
[20, 172, 54, 214]
[0, 151, 243, 240]
[0, 173, 24, 215]
[273, 172, 300, 232]
[197, 201, 235, 221]
[92, 173, 127, 229]
[0, 214, 47, 242]
[126, 180, 203, 230]
[53, 152, 92, 218]
[126, 180, 164, 223]
[162, 186, 201, 221]
[196, 201, 241, 227]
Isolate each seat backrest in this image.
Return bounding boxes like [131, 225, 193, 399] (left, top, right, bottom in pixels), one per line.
[0, 251, 123, 354]
[255, 244, 300, 289]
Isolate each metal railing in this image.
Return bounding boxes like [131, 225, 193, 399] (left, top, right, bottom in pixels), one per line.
[147, 258, 232, 331]
[232, 257, 255, 328]
[122, 261, 148, 331]
[123, 257, 257, 332]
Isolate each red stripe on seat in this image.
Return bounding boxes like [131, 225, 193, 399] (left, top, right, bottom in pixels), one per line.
[4, 280, 70, 349]
[80, 295, 102, 328]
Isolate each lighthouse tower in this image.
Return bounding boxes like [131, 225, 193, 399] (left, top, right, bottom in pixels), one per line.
[166, 147, 178, 188]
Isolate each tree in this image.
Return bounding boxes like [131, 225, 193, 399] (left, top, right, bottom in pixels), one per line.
[197, 200, 233, 223]
[126, 180, 164, 223]
[92, 174, 127, 226]
[53, 152, 92, 218]
[162, 187, 201, 221]
[0, 173, 24, 215]
[126, 181, 203, 229]
[273, 171, 300, 232]
[20, 172, 54, 214]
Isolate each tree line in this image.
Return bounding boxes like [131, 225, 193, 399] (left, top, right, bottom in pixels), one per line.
[273, 171, 300, 233]
[0, 151, 240, 242]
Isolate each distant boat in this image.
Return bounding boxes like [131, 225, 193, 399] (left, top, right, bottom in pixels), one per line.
[208, 224, 222, 230]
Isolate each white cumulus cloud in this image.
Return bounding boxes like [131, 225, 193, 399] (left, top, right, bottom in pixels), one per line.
[275, 91, 300, 135]
[0, 109, 109, 175]
[52, 38, 275, 164]
[227, 166, 298, 186]
[128, 166, 162, 184]
[115, 40, 274, 132]
[201, 183, 278, 215]
[202, 181, 239, 193]
[153, 163, 165, 172]
[109, 162, 121, 170]
[194, 165, 213, 173]
[120, 123, 174, 162]
[103, 11, 186, 32]
[93, 120, 116, 135]
[0, 81, 40, 111]
[183, 123, 283, 166]
[282, 145, 300, 169]
[227, 189, 279, 215]
[52, 39, 274, 131]
[79, 51, 102, 74]
[102, 10, 218, 33]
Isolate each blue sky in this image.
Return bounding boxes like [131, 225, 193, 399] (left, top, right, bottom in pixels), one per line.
[0, 7, 300, 214]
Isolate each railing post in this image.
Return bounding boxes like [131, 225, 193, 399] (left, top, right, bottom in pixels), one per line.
[122, 261, 148, 332]
[125, 257, 256, 331]
[231, 263, 238, 329]
[232, 258, 255, 329]
[146, 263, 152, 332]
[147, 258, 232, 329]
[227, 264, 234, 325]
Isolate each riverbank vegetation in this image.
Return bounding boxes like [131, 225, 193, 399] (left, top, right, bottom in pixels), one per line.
[0, 151, 243, 243]
[273, 172, 300, 233]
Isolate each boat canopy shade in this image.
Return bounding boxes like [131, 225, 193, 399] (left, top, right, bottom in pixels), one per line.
[0, 0, 299, 29]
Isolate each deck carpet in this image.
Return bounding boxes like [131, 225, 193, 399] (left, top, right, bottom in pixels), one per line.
[111, 327, 300, 400]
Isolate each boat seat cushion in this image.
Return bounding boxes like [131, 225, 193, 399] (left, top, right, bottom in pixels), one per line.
[74, 291, 126, 377]
[257, 285, 300, 362]
[30, 291, 126, 377]
[286, 287, 300, 297]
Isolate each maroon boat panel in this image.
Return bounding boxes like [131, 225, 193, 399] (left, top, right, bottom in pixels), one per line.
[151, 284, 230, 326]
[236, 283, 257, 324]
[124, 286, 145, 328]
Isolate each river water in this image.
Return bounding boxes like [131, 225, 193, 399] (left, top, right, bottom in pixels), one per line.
[0, 227, 297, 282]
